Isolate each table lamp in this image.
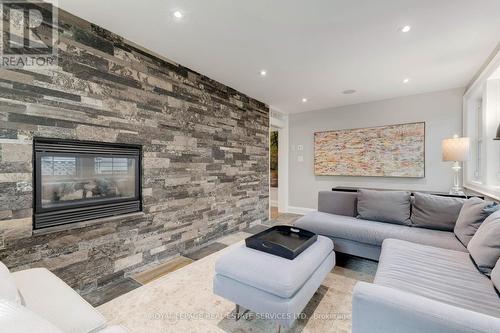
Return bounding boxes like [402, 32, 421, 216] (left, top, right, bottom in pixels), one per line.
[442, 135, 470, 195]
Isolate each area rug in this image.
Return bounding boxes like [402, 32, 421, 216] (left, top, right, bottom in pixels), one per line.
[98, 241, 376, 333]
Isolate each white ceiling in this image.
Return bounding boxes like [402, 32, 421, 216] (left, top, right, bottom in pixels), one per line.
[57, 0, 500, 114]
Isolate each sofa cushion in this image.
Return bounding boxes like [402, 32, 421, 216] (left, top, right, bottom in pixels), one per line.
[411, 192, 465, 231]
[467, 210, 500, 275]
[294, 212, 466, 252]
[12, 268, 106, 333]
[318, 191, 357, 217]
[357, 189, 411, 225]
[0, 262, 21, 305]
[375, 239, 500, 318]
[215, 235, 333, 298]
[491, 257, 500, 293]
[454, 197, 499, 247]
[0, 299, 63, 333]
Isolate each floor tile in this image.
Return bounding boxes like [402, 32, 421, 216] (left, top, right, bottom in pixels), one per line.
[242, 224, 269, 234]
[83, 278, 141, 307]
[183, 242, 227, 261]
[217, 231, 252, 246]
[271, 206, 279, 219]
[133, 256, 194, 285]
[270, 213, 303, 225]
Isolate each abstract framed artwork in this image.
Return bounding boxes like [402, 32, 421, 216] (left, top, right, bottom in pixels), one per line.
[314, 122, 425, 177]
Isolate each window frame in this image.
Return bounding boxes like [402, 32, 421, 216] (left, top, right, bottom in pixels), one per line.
[463, 48, 500, 200]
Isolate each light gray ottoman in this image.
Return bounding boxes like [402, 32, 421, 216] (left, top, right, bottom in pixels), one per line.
[213, 235, 335, 330]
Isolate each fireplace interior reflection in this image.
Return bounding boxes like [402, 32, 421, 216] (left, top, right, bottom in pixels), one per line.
[41, 156, 136, 208]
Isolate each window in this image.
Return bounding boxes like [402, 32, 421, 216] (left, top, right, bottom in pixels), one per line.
[95, 157, 131, 175]
[464, 51, 500, 199]
[42, 156, 76, 176]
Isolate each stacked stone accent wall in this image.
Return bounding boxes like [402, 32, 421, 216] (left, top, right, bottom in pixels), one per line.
[0, 8, 269, 293]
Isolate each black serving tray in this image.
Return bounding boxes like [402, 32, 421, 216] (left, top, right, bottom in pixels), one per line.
[245, 225, 318, 260]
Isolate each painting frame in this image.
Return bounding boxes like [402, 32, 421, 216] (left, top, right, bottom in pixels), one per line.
[314, 122, 425, 178]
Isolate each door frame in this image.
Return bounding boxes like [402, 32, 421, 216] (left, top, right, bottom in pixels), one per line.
[270, 113, 289, 219]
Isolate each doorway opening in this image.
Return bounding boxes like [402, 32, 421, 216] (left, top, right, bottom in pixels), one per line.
[270, 128, 279, 219]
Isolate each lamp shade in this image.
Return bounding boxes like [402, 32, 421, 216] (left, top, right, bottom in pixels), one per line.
[495, 123, 500, 140]
[442, 137, 470, 162]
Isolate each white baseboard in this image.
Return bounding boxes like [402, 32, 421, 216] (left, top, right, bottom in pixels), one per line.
[286, 206, 317, 215]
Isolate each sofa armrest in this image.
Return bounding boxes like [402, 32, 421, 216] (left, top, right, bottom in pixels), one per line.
[352, 282, 500, 333]
[0, 299, 64, 333]
[12, 268, 106, 333]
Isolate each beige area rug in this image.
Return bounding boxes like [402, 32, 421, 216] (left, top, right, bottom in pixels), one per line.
[98, 242, 376, 333]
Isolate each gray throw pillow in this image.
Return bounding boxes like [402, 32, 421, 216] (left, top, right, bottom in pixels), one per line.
[468, 210, 500, 275]
[454, 197, 499, 247]
[411, 192, 465, 231]
[357, 189, 411, 225]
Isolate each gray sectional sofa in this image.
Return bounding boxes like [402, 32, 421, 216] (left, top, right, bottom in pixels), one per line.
[295, 190, 466, 260]
[353, 239, 500, 333]
[294, 189, 500, 333]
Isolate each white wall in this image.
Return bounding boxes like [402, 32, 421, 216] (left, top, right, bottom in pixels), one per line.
[289, 88, 465, 210]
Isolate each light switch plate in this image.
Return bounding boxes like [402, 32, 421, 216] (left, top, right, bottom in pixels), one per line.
[298, 155, 304, 162]
[297, 145, 303, 151]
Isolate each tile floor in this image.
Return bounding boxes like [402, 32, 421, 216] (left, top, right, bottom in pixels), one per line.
[97, 237, 378, 332]
[133, 256, 194, 285]
[83, 278, 142, 307]
[83, 213, 314, 307]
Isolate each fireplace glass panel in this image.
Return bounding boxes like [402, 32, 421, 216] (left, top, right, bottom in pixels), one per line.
[40, 154, 137, 210]
[34, 138, 141, 230]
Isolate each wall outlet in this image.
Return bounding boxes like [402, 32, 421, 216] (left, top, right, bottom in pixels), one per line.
[298, 155, 304, 162]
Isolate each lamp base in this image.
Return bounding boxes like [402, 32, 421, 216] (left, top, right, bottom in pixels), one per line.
[449, 187, 465, 196]
[450, 161, 464, 196]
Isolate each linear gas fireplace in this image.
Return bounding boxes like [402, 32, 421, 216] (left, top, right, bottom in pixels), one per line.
[34, 138, 142, 230]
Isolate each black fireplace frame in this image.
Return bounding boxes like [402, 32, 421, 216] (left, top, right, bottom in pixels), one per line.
[33, 137, 142, 230]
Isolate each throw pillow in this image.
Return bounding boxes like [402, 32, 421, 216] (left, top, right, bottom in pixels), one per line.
[467, 210, 500, 275]
[0, 262, 21, 304]
[411, 192, 465, 231]
[357, 189, 411, 225]
[491, 257, 500, 293]
[454, 197, 499, 247]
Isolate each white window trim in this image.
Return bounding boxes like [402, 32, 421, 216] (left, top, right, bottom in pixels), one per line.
[464, 182, 500, 201]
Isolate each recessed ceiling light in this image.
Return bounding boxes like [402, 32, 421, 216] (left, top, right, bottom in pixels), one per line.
[403, 78, 410, 84]
[173, 10, 183, 19]
[401, 25, 411, 33]
[260, 70, 267, 77]
[342, 89, 356, 94]
[302, 98, 308, 103]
